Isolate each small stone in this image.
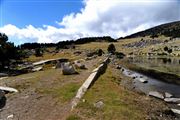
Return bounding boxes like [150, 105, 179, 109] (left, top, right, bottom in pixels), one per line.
[178, 104, 180, 106]
[82, 99, 86, 103]
[138, 77, 148, 83]
[7, 114, 13, 119]
[116, 65, 121, 69]
[94, 101, 104, 109]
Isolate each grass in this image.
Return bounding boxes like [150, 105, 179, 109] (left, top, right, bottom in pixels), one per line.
[73, 66, 148, 120]
[66, 114, 81, 120]
[38, 83, 80, 102]
[26, 49, 82, 62]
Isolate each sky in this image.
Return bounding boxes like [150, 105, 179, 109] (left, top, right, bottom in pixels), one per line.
[0, 0, 180, 45]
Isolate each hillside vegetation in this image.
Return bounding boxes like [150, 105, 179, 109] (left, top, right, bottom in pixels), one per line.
[122, 21, 180, 39]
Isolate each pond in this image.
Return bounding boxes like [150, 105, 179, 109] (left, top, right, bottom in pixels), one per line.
[123, 56, 180, 97]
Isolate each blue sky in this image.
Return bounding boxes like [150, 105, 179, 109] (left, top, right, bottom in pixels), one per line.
[0, 0, 83, 27]
[0, 0, 180, 45]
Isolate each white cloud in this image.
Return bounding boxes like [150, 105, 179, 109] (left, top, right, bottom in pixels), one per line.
[0, 0, 180, 44]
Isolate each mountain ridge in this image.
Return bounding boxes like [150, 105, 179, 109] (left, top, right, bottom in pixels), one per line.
[120, 21, 180, 39]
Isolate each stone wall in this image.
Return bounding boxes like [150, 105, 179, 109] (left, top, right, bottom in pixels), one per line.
[71, 57, 110, 110]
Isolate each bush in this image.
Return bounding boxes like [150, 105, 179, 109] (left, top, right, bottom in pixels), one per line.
[0, 33, 19, 69]
[96, 49, 104, 56]
[35, 48, 43, 57]
[107, 44, 116, 54]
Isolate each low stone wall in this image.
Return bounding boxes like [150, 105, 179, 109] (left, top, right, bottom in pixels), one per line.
[71, 57, 110, 110]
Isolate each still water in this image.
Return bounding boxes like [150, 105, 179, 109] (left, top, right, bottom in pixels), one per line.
[124, 57, 180, 97]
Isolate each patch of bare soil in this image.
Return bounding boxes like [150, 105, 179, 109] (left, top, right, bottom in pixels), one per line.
[0, 56, 104, 120]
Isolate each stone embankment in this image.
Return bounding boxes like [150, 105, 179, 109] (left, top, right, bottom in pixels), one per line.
[71, 57, 110, 109]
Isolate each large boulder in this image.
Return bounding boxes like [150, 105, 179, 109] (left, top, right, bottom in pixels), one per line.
[61, 62, 77, 75]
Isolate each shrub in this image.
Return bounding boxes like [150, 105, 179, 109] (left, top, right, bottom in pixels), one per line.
[107, 44, 116, 54]
[35, 48, 43, 57]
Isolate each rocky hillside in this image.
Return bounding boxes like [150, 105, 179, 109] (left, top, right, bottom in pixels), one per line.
[121, 21, 180, 39]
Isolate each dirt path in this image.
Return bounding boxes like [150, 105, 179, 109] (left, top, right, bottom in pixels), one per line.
[0, 56, 104, 120]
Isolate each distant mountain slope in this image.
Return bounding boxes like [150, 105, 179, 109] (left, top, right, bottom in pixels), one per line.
[122, 21, 180, 39]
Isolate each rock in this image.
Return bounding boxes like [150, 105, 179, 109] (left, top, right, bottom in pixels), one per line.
[74, 63, 86, 69]
[7, 114, 14, 119]
[82, 99, 86, 103]
[74, 60, 86, 69]
[116, 65, 121, 69]
[138, 77, 148, 83]
[32, 66, 43, 72]
[132, 76, 138, 79]
[73, 51, 82, 55]
[86, 51, 96, 57]
[62, 62, 77, 75]
[0, 90, 5, 99]
[52, 66, 56, 69]
[56, 61, 62, 68]
[85, 55, 97, 61]
[178, 104, 180, 106]
[171, 109, 180, 115]
[164, 98, 180, 103]
[165, 92, 173, 98]
[0, 77, 8, 80]
[94, 101, 104, 109]
[149, 91, 164, 99]
[0, 73, 8, 77]
[0, 86, 18, 93]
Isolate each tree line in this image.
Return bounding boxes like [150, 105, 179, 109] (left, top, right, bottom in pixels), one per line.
[0, 33, 117, 69]
[19, 36, 116, 50]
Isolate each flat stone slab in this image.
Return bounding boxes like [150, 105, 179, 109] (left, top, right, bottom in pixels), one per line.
[0, 73, 8, 77]
[0, 86, 18, 93]
[148, 91, 164, 99]
[164, 98, 180, 103]
[32, 66, 43, 72]
[165, 92, 173, 98]
[171, 109, 180, 115]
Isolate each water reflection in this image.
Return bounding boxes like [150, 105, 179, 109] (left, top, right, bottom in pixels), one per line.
[123, 56, 180, 97]
[126, 57, 180, 75]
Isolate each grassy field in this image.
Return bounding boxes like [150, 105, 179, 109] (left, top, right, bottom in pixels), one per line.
[67, 65, 169, 120]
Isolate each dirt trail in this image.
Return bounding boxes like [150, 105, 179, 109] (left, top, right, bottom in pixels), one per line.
[0, 56, 104, 120]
